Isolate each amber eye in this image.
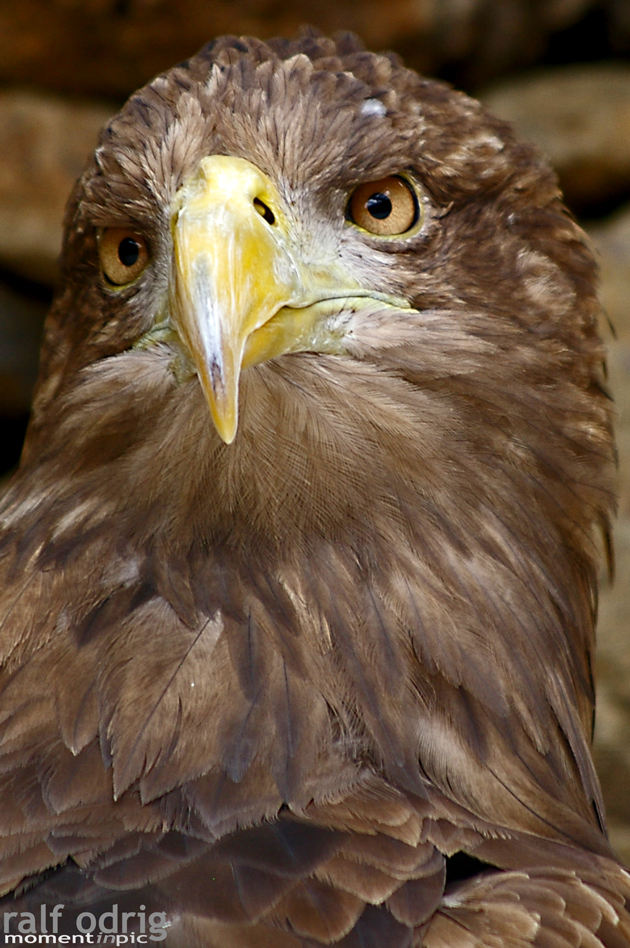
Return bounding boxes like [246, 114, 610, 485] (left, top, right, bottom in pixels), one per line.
[347, 176, 419, 236]
[99, 228, 149, 285]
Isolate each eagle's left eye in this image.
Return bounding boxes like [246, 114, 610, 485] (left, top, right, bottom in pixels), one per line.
[347, 176, 419, 236]
[99, 228, 150, 286]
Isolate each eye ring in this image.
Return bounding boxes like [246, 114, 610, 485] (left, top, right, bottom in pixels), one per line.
[347, 175, 420, 236]
[99, 228, 150, 286]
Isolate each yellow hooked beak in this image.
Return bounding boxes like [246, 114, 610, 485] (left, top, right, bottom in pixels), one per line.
[169, 155, 360, 444]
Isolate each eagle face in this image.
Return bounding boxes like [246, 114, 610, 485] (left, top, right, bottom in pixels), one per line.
[0, 31, 626, 948]
[23, 34, 609, 555]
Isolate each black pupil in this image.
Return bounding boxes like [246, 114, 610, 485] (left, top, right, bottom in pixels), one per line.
[118, 237, 140, 267]
[366, 192, 392, 220]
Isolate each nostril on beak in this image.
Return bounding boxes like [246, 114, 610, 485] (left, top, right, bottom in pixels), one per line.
[253, 198, 275, 225]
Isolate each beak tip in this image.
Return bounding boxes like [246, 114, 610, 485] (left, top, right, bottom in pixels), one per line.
[218, 425, 237, 446]
[195, 363, 240, 445]
[209, 399, 239, 445]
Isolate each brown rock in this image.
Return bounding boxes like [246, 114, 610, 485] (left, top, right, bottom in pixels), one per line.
[0, 0, 606, 100]
[0, 280, 47, 476]
[0, 1, 433, 98]
[481, 63, 630, 211]
[0, 90, 114, 284]
[0, 282, 46, 416]
[589, 203, 630, 349]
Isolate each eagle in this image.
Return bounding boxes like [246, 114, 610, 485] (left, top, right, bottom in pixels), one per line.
[0, 30, 628, 948]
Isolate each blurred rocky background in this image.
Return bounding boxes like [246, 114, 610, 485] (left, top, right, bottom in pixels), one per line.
[0, 0, 629, 861]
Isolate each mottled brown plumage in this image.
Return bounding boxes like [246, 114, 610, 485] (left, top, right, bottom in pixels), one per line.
[0, 30, 628, 947]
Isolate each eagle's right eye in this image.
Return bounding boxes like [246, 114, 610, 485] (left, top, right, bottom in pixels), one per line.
[347, 176, 419, 236]
[99, 228, 150, 286]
